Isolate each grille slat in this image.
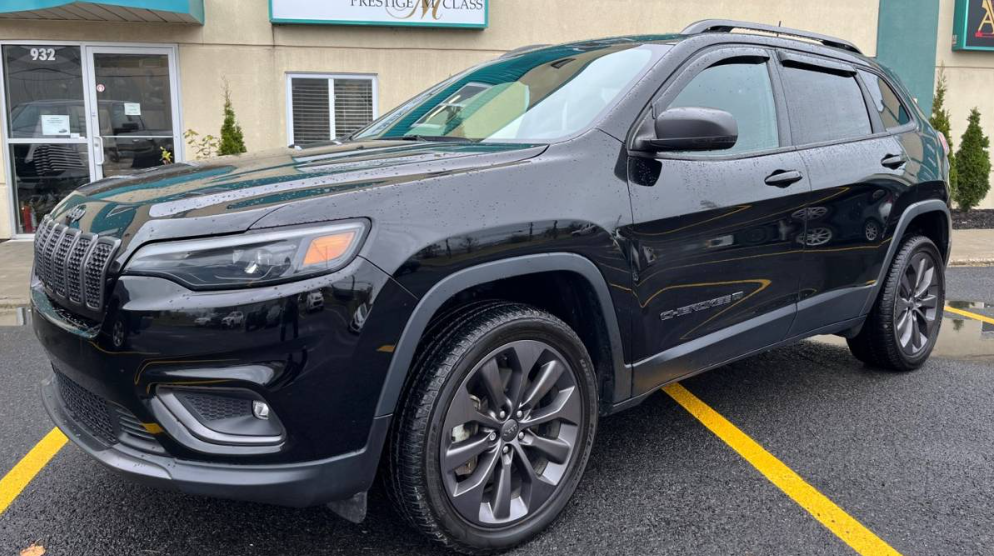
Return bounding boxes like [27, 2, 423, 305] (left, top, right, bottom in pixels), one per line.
[33, 215, 119, 314]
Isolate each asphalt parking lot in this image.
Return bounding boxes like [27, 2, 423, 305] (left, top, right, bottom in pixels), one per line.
[2, 267, 993, 556]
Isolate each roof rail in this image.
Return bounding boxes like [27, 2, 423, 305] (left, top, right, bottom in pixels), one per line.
[680, 19, 863, 55]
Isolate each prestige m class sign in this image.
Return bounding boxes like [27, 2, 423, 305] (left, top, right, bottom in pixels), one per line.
[270, 0, 489, 28]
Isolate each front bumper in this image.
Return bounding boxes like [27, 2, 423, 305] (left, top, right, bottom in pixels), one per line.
[42, 374, 390, 507]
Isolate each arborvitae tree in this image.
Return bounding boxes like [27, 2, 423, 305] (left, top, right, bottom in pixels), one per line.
[930, 65, 958, 197]
[954, 108, 991, 211]
[217, 80, 247, 156]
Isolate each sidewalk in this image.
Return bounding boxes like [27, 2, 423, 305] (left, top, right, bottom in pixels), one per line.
[1, 230, 991, 308]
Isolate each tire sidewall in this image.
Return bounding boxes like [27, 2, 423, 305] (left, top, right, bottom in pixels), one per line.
[884, 237, 945, 368]
[422, 314, 598, 551]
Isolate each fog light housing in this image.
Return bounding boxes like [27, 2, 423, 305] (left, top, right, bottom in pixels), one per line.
[252, 400, 271, 420]
[151, 387, 285, 454]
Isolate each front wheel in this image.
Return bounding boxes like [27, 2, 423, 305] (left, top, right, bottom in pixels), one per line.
[388, 302, 597, 554]
[848, 235, 945, 371]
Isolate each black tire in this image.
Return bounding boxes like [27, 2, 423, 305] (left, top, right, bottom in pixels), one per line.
[847, 235, 945, 371]
[387, 302, 598, 554]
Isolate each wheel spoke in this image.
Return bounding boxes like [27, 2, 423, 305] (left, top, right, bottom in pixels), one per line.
[450, 447, 501, 519]
[444, 387, 501, 431]
[492, 453, 514, 520]
[896, 308, 911, 332]
[911, 314, 924, 349]
[513, 443, 557, 509]
[900, 269, 914, 296]
[918, 294, 938, 309]
[898, 310, 914, 348]
[522, 386, 581, 427]
[518, 360, 564, 411]
[913, 257, 927, 290]
[915, 262, 934, 297]
[444, 433, 493, 472]
[523, 433, 571, 464]
[477, 359, 510, 411]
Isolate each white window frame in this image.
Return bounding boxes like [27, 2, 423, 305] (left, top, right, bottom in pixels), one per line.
[285, 72, 378, 147]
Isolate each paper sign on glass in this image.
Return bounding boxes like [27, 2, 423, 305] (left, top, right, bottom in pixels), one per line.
[41, 115, 70, 136]
[124, 103, 142, 116]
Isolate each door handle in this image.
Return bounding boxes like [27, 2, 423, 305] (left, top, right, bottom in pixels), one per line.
[881, 153, 907, 169]
[93, 136, 105, 166]
[764, 170, 803, 188]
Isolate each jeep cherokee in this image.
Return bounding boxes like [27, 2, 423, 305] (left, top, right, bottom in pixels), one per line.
[33, 20, 951, 553]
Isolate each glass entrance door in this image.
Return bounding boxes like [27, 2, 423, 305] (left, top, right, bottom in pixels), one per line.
[84, 46, 180, 180]
[2, 45, 93, 233]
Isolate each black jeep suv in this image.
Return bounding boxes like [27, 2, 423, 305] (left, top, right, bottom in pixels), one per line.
[34, 20, 950, 553]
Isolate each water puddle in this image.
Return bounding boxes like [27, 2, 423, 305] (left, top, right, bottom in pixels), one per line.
[816, 302, 994, 362]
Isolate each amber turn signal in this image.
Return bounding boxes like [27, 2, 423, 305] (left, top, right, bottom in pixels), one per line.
[303, 231, 358, 267]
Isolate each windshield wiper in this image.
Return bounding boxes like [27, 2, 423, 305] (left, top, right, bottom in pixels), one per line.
[395, 135, 479, 143]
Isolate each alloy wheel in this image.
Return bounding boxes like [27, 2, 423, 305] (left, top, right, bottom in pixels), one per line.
[439, 340, 581, 527]
[895, 252, 940, 355]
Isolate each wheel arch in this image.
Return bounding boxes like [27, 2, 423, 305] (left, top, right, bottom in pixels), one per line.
[374, 253, 629, 417]
[861, 199, 951, 315]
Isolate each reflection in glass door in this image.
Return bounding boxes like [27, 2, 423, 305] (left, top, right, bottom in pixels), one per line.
[85, 47, 179, 180]
[2, 45, 93, 233]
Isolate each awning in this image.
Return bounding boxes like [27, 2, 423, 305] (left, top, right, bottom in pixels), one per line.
[0, 0, 204, 24]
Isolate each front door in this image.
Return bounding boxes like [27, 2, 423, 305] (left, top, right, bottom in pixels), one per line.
[84, 46, 181, 181]
[625, 48, 810, 395]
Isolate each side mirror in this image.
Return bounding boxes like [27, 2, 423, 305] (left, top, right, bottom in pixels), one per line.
[645, 107, 738, 152]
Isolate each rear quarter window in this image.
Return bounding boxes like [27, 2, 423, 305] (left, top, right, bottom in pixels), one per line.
[781, 65, 872, 145]
[859, 70, 912, 130]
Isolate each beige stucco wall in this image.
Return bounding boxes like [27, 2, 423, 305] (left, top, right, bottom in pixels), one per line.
[937, 0, 994, 209]
[0, 0, 882, 238]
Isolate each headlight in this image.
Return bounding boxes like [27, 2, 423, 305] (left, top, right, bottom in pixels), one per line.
[125, 221, 367, 289]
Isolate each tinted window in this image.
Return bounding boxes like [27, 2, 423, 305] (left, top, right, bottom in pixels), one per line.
[781, 65, 872, 144]
[668, 61, 779, 155]
[859, 70, 911, 130]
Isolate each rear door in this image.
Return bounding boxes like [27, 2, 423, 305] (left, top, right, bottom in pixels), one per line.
[776, 52, 916, 336]
[625, 47, 810, 394]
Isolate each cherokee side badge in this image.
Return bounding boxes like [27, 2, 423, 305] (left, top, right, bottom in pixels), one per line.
[660, 291, 746, 321]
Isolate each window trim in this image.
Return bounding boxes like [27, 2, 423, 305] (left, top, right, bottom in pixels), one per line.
[627, 45, 794, 162]
[285, 72, 378, 147]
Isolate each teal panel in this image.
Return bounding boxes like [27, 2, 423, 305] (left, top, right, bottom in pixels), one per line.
[0, 0, 205, 23]
[876, 0, 941, 115]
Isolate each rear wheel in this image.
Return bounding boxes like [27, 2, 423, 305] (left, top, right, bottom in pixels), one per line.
[847, 235, 944, 371]
[388, 302, 597, 554]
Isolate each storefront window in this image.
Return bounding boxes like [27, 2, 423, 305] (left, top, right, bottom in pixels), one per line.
[9, 143, 90, 233]
[288, 74, 376, 146]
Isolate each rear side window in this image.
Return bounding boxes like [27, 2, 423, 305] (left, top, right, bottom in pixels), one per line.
[859, 70, 911, 130]
[667, 61, 779, 155]
[780, 65, 872, 145]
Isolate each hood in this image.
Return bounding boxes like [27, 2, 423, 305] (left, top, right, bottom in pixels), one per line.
[48, 140, 545, 253]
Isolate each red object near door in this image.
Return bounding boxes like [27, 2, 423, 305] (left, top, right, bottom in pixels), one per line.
[20, 204, 34, 233]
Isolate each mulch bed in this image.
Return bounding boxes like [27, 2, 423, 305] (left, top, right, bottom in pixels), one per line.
[951, 209, 994, 230]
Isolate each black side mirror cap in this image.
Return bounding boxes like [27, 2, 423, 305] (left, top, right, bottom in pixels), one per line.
[641, 107, 739, 152]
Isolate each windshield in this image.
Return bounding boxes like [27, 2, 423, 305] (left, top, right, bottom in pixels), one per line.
[353, 43, 659, 143]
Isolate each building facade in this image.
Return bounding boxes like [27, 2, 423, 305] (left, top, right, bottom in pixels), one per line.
[0, 0, 992, 239]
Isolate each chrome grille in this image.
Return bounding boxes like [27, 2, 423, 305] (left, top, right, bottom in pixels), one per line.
[33, 216, 119, 313]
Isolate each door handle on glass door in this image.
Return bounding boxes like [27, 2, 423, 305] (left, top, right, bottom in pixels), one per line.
[764, 170, 803, 188]
[93, 136, 105, 166]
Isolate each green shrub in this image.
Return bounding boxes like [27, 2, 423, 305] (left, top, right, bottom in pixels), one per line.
[954, 108, 991, 211]
[217, 80, 247, 156]
[930, 66, 957, 197]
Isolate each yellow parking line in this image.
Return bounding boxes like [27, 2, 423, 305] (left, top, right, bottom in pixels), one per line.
[0, 428, 67, 515]
[945, 305, 994, 326]
[663, 383, 901, 556]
